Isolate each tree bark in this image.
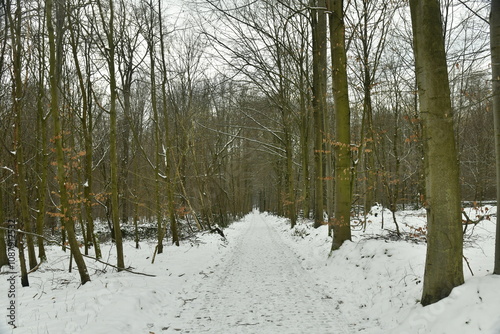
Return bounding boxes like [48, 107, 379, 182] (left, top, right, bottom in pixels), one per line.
[0, 189, 8, 267]
[330, 0, 352, 250]
[409, 0, 464, 305]
[491, 0, 500, 275]
[311, 0, 327, 228]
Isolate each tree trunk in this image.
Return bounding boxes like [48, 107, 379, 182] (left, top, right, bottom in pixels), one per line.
[159, 0, 179, 246]
[35, 2, 48, 262]
[0, 189, 9, 267]
[311, 0, 327, 228]
[67, 13, 101, 259]
[491, 0, 500, 275]
[409, 0, 464, 305]
[8, 0, 38, 271]
[300, 85, 311, 219]
[17, 226, 29, 287]
[97, 0, 125, 270]
[145, 5, 165, 253]
[47, 0, 90, 285]
[330, 0, 352, 250]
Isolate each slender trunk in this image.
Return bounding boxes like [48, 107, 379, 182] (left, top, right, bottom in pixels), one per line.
[300, 87, 311, 219]
[147, 24, 165, 253]
[0, 189, 8, 267]
[0, 1, 7, 269]
[68, 10, 100, 259]
[35, 4, 48, 262]
[159, 0, 179, 245]
[362, 81, 375, 214]
[47, 0, 90, 284]
[491, 0, 500, 275]
[17, 225, 28, 286]
[409, 0, 464, 305]
[8, 0, 37, 270]
[330, 0, 352, 250]
[285, 127, 297, 228]
[311, 0, 327, 228]
[97, 0, 125, 270]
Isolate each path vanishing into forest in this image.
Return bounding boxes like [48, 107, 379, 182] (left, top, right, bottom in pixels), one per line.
[168, 212, 350, 333]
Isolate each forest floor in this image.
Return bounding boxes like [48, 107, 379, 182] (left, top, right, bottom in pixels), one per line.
[0, 207, 499, 333]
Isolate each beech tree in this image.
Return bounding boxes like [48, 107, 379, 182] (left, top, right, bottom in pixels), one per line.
[329, 0, 352, 250]
[492, 0, 500, 275]
[409, 0, 464, 305]
[311, 0, 327, 228]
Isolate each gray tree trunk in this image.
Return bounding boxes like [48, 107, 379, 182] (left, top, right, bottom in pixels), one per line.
[491, 0, 500, 275]
[409, 0, 464, 305]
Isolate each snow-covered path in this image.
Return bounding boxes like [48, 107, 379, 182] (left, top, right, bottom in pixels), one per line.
[169, 212, 348, 333]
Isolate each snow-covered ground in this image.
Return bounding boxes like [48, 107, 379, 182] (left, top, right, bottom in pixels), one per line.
[0, 207, 499, 333]
[272, 205, 500, 334]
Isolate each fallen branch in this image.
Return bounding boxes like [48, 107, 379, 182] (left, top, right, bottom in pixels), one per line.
[0, 226, 156, 278]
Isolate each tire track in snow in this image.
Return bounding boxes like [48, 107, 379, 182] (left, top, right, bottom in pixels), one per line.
[169, 212, 350, 333]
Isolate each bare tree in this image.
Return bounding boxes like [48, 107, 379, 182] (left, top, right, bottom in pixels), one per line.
[311, 0, 327, 228]
[46, 0, 90, 284]
[7, 0, 38, 274]
[491, 0, 500, 275]
[95, 0, 125, 270]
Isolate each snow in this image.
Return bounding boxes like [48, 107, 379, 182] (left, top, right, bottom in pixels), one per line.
[272, 205, 500, 333]
[0, 207, 499, 333]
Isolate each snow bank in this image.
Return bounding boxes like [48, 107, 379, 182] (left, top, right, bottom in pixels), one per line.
[268, 205, 499, 333]
[0, 218, 247, 333]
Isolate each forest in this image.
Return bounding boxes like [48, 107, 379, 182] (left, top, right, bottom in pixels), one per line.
[0, 0, 498, 319]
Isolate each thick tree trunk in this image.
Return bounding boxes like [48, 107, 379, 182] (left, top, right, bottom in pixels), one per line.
[491, 0, 500, 275]
[330, 0, 352, 250]
[409, 0, 464, 305]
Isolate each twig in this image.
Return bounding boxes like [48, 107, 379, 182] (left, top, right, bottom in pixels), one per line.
[462, 210, 487, 235]
[151, 245, 158, 264]
[0, 226, 156, 278]
[463, 255, 474, 276]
